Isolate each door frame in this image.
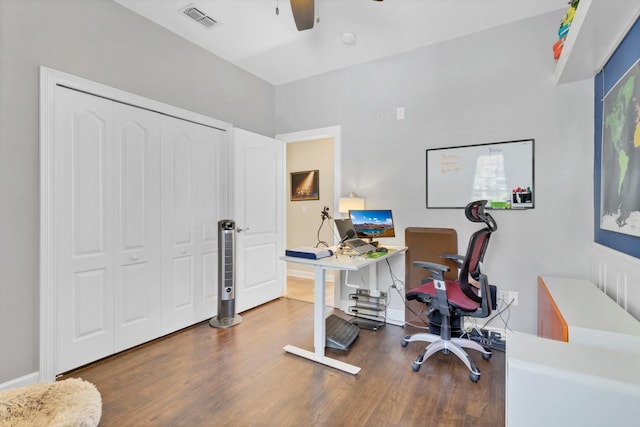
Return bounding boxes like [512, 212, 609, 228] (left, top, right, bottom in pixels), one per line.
[39, 67, 232, 381]
[275, 126, 342, 303]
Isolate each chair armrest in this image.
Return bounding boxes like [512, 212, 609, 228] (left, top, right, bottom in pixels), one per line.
[440, 253, 464, 266]
[413, 261, 450, 281]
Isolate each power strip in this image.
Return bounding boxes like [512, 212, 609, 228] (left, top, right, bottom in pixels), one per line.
[467, 328, 506, 352]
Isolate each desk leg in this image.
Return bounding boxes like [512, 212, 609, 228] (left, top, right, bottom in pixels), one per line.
[369, 263, 378, 294]
[313, 266, 326, 357]
[283, 266, 361, 375]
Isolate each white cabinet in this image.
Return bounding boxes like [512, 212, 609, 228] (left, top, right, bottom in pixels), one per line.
[53, 86, 227, 373]
[506, 332, 640, 427]
[507, 276, 640, 426]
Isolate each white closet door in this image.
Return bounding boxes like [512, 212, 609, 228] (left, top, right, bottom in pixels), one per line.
[194, 124, 227, 321]
[233, 129, 284, 312]
[55, 87, 115, 373]
[161, 116, 227, 332]
[113, 104, 162, 352]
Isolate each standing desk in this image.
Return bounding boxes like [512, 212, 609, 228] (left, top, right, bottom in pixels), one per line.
[280, 247, 406, 375]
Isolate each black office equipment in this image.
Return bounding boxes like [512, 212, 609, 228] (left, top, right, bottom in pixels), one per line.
[348, 289, 387, 330]
[325, 314, 359, 351]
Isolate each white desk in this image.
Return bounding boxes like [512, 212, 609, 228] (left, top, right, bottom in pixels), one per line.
[280, 247, 406, 374]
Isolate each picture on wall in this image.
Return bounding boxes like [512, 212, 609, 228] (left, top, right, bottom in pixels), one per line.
[600, 59, 640, 236]
[290, 170, 319, 201]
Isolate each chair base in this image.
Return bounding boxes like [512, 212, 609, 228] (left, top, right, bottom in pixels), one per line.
[401, 333, 491, 382]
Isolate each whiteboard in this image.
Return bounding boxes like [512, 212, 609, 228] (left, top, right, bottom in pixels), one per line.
[426, 139, 535, 209]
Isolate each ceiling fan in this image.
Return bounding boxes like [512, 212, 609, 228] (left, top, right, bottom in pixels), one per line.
[290, 0, 383, 31]
[290, 0, 315, 31]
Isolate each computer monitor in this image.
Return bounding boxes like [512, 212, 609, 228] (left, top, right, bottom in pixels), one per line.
[348, 209, 396, 241]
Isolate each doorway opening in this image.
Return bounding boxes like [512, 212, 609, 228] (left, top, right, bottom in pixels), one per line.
[276, 126, 342, 307]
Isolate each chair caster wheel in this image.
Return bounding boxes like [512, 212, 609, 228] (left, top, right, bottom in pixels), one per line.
[411, 362, 421, 372]
[469, 373, 480, 382]
[482, 352, 491, 360]
[401, 340, 408, 348]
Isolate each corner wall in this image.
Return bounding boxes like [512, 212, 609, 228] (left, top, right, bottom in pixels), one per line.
[275, 11, 594, 333]
[0, 0, 274, 384]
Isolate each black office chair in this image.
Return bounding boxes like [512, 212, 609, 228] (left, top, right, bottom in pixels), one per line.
[401, 200, 496, 382]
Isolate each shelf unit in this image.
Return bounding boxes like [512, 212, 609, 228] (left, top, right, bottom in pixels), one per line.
[348, 288, 387, 330]
[554, 0, 640, 84]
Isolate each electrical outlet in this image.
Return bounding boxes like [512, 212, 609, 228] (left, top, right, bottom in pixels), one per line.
[508, 291, 519, 306]
[498, 290, 508, 303]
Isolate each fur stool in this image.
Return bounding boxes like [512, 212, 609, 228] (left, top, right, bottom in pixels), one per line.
[0, 378, 101, 427]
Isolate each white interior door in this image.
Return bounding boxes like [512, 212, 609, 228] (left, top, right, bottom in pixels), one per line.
[233, 129, 284, 312]
[55, 87, 115, 373]
[161, 116, 227, 332]
[113, 103, 162, 352]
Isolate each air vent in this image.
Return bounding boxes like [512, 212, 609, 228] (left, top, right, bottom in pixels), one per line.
[182, 5, 217, 28]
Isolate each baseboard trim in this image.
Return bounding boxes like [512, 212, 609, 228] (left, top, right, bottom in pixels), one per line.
[385, 308, 405, 326]
[0, 371, 40, 391]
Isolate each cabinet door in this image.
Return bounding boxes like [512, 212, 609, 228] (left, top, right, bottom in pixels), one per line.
[113, 103, 162, 352]
[160, 116, 228, 332]
[55, 87, 115, 373]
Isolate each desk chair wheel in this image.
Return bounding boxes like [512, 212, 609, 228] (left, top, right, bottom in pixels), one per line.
[469, 372, 480, 382]
[401, 338, 409, 348]
[482, 352, 491, 360]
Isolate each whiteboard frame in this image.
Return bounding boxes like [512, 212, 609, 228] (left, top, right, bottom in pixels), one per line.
[426, 139, 535, 209]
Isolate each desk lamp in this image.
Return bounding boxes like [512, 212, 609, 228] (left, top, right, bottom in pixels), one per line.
[338, 192, 365, 216]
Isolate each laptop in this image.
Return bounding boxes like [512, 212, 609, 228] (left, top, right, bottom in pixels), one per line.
[334, 219, 376, 254]
[334, 218, 355, 240]
[345, 238, 377, 254]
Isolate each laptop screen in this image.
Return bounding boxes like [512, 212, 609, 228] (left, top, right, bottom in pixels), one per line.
[334, 218, 356, 240]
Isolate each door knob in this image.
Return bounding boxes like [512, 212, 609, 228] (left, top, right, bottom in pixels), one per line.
[236, 227, 250, 233]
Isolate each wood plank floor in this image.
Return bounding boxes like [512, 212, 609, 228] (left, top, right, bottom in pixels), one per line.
[285, 275, 333, 306]
[61, 298, 505, 427]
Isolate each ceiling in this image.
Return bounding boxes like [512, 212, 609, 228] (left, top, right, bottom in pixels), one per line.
[113, 0, 567, 85]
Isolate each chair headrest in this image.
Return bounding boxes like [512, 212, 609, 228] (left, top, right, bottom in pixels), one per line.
[464, 200, 497, 232]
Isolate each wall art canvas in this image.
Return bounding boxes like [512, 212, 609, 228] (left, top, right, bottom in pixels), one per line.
[290, 170, 319, 201]
[600, 59, 640, 236]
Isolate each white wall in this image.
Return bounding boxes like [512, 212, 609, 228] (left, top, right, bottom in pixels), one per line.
[0, 0, 274, 384]
[275, 11, 594, 333]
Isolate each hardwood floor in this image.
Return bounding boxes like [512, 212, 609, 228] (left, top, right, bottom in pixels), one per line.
[285, 275, 334, 306]
[61, 298, 505, 426]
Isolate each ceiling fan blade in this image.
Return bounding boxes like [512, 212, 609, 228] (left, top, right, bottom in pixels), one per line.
[290, 0, 314, 31]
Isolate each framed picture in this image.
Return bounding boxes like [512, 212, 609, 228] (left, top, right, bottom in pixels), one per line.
[290, 170, 319, 201]
[594, 19, 640, 258]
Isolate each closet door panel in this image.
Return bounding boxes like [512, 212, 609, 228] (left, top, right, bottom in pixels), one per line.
[161, 117, 198, 331]
[161, 116, 227, 330]
[195, 129, 226, 319]
[55, 87, 115, 373]
[113, 104, 162, 352]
